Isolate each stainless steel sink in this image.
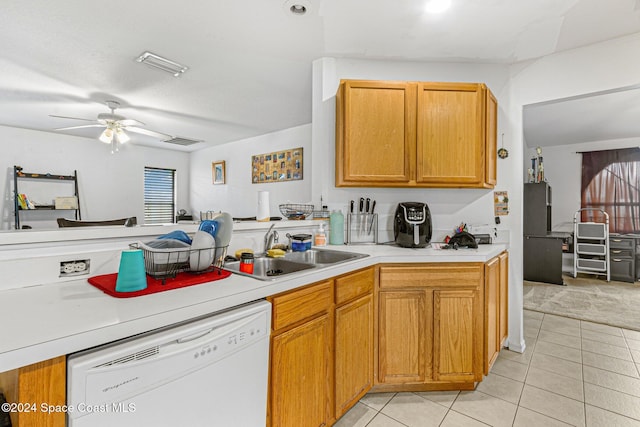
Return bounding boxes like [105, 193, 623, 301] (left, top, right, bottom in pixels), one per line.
[284, 248, 368, 265]
[224, 257, 316, 280]
[224, 249, 368, 280]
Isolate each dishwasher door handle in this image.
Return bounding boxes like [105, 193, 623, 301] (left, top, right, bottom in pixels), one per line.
[177, 328, 214, 343]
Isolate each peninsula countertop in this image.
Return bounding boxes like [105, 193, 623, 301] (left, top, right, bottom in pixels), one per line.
[0, 242, 508, 372]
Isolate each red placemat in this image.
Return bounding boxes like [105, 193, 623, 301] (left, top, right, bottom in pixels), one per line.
[88, 269, 231, 298]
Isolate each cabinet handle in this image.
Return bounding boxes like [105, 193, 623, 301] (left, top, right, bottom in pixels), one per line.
[612, 250, 622, 254]
[612, 239, 622, 242]
[612, 258, 622, 262]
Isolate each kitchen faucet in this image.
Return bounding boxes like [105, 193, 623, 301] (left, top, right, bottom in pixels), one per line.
[263, 224, 279, 253]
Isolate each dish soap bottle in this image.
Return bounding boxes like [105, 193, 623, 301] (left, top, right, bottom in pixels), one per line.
[329, 210, 344, 245]
[314, 223, 327, 246]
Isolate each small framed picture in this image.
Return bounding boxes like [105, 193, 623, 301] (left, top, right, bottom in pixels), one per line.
[212, 161, 226, 185]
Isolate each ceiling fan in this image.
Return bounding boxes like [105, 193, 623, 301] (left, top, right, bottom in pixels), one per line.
[51, 101, 172, 152]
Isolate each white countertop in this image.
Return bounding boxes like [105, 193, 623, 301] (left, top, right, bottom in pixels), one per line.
[0, 243, 507, 372]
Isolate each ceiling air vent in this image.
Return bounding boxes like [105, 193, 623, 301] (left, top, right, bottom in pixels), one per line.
[163, 136, 203, 146]
[135, 51, 188, 77]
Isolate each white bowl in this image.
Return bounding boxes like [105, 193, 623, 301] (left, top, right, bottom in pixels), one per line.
[190, 231, 215, 272]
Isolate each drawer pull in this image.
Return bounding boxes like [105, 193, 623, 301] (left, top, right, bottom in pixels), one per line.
[612, 250, 622, 254]
[612, 258, 622, 262]
[612, 239, 622, 242]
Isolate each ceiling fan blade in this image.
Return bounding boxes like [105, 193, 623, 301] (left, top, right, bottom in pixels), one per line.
[118, 119, 145, 127]
[55, 124, 105, 131]
[49, 114, 97, 122]
[125, 126, 172, 140]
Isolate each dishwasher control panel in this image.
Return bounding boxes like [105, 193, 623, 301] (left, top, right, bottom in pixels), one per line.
[193, 317, 267, 361]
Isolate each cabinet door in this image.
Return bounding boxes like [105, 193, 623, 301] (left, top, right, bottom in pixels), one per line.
[498, 252, 509, 347]
[336, 80, 416, 186]
[270, 314, 332, 427]
[433, 289, 481, 382]
[484, 257, 500, 375]
[416, 83, 484, 186]
[485, 89, 497, 187]
[335, 293, 374, 418]
[378, 290, 429, 384]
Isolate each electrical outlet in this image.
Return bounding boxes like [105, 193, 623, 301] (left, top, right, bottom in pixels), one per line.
[59, 259, 90, 277]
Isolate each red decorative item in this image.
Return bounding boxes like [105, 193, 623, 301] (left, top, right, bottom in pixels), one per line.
[88, 269, 231, 298]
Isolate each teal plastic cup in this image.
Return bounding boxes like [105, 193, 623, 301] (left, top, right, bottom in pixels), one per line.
[115, 249, 147, 292]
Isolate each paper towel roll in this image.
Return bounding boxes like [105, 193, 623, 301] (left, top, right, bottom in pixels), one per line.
[257, 191, 270, 222]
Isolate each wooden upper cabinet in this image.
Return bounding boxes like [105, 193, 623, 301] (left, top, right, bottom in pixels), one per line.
[485, 89, 498, 187]
[416, 83, 484, 186]
[336, 80, 415, 186]
[336, 79, 497, 188]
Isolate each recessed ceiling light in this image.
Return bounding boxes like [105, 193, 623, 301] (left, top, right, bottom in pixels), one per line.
[425, 0, 451, 14]
[283, 0, 311, 17]
[290, 4, 307, 14]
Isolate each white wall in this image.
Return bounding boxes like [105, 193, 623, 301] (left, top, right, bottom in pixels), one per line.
[0, 125, 190, 230]
[524, 137, 640, 232]
[507, 32, 640, 351]
[189, 124, 312, 219]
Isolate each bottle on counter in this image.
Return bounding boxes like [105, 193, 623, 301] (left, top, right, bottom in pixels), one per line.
[239, 252, 255, 274]
[315, 223, 327, 246]
[329, 210, 344, 245]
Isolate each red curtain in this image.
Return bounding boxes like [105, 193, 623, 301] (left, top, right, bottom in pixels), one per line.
[581, 147, 640, 233]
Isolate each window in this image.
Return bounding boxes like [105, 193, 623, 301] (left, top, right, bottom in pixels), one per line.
[581, 148, 640, 233]
[144, 167, 176, 224]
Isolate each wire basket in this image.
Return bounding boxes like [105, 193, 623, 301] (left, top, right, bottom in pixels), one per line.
[279, 203, 314, 220]
[131, 240, 228, 281]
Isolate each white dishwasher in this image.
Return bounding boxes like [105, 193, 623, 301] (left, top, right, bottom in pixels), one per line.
[67, 300, 271, 427]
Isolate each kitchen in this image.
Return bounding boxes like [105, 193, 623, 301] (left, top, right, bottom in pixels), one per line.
[2, 1, 640, 426]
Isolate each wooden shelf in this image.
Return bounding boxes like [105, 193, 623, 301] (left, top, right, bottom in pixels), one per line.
[14, 165, 81, 229]
[15, 172, 76, 180]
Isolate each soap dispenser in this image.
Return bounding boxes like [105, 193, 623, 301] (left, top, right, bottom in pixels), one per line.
[314, 223, 327, 246]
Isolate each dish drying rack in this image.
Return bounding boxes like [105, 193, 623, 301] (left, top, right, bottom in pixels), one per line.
[573, 208, 610, 281]
[131, 241, 228, 282]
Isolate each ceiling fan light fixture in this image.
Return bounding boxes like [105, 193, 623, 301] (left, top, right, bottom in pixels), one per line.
[99, 128, 113, 144]
[115, 128, 130, 144]
[136, 51, 188, 77]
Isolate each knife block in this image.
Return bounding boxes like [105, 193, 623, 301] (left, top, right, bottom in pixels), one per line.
[346, 213, 378, 245]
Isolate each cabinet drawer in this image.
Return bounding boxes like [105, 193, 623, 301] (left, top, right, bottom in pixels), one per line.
[379, 263, 483, 289]
[611, 258, 635, 282]
[270, 280, 333, 331]
[610, 248, 633, 258]
[335, 267, 374, 305]
[609, 237, 635, 250]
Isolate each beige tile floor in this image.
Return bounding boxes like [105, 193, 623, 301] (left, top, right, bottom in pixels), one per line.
[336, 310, 640, 427]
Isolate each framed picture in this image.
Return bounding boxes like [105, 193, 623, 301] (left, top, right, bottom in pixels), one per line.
[212, 161, 226, 185]
[251, 147, 303, 184]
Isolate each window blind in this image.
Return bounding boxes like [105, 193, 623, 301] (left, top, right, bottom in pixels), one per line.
[144, 167, 176, 224]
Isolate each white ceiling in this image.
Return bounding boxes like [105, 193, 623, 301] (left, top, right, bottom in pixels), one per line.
[2, 0, 640, 151]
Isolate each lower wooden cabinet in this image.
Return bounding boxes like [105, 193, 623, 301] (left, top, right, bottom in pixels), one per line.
[268, 267, 375, 427]
[0, 356, 66, 427]
[270, 313, 333, 427]
[376, 263, 484, 391]
[484, 251, 509, 374]
[334, 267, 374, 419]
[498, 252, 509, 349]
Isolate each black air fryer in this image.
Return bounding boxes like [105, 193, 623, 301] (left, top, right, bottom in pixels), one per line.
[394, 202, 432, 248]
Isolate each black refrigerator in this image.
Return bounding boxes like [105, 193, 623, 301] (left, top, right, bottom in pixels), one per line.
[523, 182, 567, 285]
